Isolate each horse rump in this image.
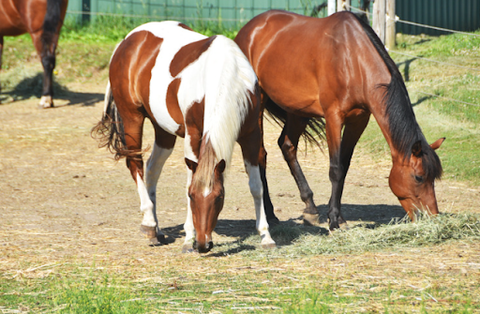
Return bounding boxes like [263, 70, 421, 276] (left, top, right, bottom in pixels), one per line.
[91, 84, 141, 161]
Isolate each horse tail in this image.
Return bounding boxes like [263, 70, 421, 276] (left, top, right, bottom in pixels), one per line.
[264, 99, 326, 149]
[91, 82, 129, 161]
[42, 0, 63, 47]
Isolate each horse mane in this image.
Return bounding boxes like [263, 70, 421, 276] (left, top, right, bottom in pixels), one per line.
[202, 35, 258, 166]
[352, 13, 442, 180]
[191, 140, 217, 192]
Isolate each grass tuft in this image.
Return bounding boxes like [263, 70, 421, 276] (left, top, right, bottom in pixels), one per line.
[282, 213, 480, 256]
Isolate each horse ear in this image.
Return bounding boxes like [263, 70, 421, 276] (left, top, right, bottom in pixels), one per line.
[430, 137, 445, 151]
[411, 141, 423, 157]
[215, 159, 226, 175]
[185, 158, 198, 173]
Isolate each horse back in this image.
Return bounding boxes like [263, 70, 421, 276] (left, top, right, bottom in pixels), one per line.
[235, 10, 391, 116]
[109, 23, 219, 139]
[0, 0, 67, 36]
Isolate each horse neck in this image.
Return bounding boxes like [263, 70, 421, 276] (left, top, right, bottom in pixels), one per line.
[202, 35, 256, 163]
[367, 74, 423, 162]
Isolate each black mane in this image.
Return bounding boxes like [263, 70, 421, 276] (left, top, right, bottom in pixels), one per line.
[352, 13, 442, 181]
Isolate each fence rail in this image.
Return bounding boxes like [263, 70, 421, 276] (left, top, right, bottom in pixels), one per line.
[65, 1, 479, 110]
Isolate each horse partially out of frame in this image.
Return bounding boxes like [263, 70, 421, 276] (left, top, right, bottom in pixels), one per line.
[0, 0, 68, 108]
[235, 10, 445, 230]
[92, 21, 276, 253]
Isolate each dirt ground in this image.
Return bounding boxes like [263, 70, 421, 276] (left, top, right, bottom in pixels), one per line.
[1, 82, 479, 263]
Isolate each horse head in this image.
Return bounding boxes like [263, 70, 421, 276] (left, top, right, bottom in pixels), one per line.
[389, 138, 445, 220]
[185, 158, 226, 253]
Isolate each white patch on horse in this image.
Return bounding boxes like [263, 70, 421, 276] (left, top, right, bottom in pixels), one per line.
[243, 160, 275, 247]
[136, 172, 156, 228]
[203, 186, 212, 197]
[126, 22, 207, 135]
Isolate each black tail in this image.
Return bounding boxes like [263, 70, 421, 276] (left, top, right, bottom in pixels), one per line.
[42, 0, 63, 47]
[264, 98, 326, 149]
[91, 85, 130, 161]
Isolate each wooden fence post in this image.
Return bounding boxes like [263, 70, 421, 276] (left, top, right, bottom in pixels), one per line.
[386, 0, 396, 49]
[373, 0, 386, 44]
[337, 0, 351, 12]
[328, 0, 336, 15]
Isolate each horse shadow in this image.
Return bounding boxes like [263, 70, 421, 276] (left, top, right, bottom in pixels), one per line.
[159, 203, 406, 255]
[1, 73, 103, 107]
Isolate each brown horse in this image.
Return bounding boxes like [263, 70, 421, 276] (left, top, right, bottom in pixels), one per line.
[235, 10, 445, 230]
[0, 0, 68, 108]
[92, 21, 276, 253]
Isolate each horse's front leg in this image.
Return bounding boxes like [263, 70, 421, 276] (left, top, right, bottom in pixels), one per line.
[326, 111, 370, 231]
[143, 126, 176, 245]
[239, 133, 276, 249]
[30, 32, 56, 108]
[182, 168, 196, 253]
[182, 134, 199, 253]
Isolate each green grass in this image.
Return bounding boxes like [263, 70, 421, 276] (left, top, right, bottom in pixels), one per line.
[1, 213, 479, 313]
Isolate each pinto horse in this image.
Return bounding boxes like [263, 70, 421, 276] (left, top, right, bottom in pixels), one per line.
[92, 21, 276, 253]
[235, 10, 445, 230]
[0, 0, 68, 108]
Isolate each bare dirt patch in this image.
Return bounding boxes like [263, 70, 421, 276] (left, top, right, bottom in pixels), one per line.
[1, 82, 479, 260]
[1, 81, 480, 312]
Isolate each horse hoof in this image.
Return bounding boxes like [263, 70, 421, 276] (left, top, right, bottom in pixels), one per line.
[329, 223, 349, 235]
[38, 96, 54, 109]
[182, 244, 195, 253]
[148, 236, 162, 247]
[140, 225, 163, 246]
[303, 213, 320, 226]
[261, 242, 277, 249]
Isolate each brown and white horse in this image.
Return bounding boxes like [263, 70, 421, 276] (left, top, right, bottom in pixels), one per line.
[235, 10, 445, 230]
[0, 0, 68, 108]
[92, 21, 275, 253]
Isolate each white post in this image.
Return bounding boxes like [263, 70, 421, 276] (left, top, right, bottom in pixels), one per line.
[373, 0, 386, 44]
[328, 0, 336, 16]
[337, 0, 351, 12]
[386, 0, 396, 49]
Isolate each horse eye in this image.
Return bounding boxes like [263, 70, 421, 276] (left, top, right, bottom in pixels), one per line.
[414, 175, 424, 183]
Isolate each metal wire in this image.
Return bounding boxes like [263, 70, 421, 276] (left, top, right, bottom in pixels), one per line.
[409, 90, 480, 108]
[389, 50, 480, 72]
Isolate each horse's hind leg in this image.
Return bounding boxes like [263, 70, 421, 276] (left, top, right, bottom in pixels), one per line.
[278, 113, 319, 225]
[30, 32, 56, 108]
[142, 125, 176, 244]
[116, 109, 157, 245]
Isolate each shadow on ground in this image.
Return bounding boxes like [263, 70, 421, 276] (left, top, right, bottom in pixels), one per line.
[1, 74, 103, 106]
[159, 203, 406, 255]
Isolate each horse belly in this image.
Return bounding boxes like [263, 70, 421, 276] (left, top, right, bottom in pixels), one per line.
[258, 64, 324, 117]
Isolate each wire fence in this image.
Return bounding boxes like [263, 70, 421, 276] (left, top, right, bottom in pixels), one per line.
[345, 3, 479, 109]
[67, 3, 479, 110]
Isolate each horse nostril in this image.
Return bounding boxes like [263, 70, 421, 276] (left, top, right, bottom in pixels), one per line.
[207, 241, 214, 251]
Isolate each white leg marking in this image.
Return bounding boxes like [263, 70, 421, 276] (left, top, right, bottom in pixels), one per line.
[183, 168, 195, 246]
[245, 161, 275, 247]
[39, 95, 53, 108]
[137, 173, 156, 228]
[145, 143, 174, 235]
